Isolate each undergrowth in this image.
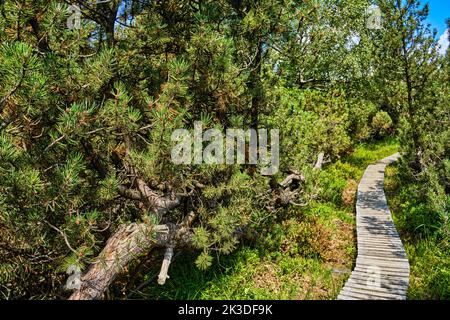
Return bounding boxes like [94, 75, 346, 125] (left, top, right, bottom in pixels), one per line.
[385, 165, 450, 299]
[129, 139, 399, 300]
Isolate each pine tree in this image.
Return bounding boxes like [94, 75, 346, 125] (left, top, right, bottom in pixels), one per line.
[0, 0, 448, 300]
[372, 0, 449, 234]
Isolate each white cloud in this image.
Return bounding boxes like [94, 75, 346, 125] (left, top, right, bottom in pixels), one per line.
[437, 30, 449, 55]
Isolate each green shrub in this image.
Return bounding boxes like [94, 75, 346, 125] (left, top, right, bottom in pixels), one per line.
[371, 111, 393, 138]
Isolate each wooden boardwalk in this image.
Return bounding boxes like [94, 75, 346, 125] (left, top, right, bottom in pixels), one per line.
[338, 153, 410, 300]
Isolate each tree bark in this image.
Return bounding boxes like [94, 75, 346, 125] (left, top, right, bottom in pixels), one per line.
[68, 223, 190, 300]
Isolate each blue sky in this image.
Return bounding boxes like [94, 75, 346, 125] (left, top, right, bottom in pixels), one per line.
[426, 0, 449, 54]
[427, 0, 449, 34]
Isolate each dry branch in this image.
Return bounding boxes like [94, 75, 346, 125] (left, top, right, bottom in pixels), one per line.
[314, 152, 325, 170]
[157, 246, 174, 285]
[279, 173, 306, 188]
[135, 178, 181, 217]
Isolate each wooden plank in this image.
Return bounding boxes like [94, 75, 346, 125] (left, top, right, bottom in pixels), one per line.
[356, 263, 409, 270]
[357, 226, 400, 231]
[357, 253, 408, 261]
[357, 235, 403, 242]
[357, 225, 398, 230]
[349, 270, 408, 280]
[357, 241, 403, 247]
[341, 286, 399, 300]
[338, 289, 389, 300]
[357, 236, 402, 241]
[343, 283, 405, 300]
[337, 294, 358, 300]
[358, 241, 404, 246]
[354, 267, 409, 278]
[356, 258, 409, 267]
[359, 230, 393, 234]
[356, 256, 409, 264]
[337, 292, 365, 300]
[346, 273, 409, 288]
[357, 253, 408, 260]
[357, 245, 406, 252]
[357, 240, 400, 245]
[357, 224, 399, 229]
[345, 277, 408, 292]
[357, 235, 402, 240]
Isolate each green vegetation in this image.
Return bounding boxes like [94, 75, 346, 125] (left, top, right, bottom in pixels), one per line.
[386, 165, 450, 299]
[0, 0, 448, 300]
[126, 139, 399, 300]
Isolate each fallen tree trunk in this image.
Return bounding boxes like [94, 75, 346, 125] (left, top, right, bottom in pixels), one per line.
[68, 221, 191, 300]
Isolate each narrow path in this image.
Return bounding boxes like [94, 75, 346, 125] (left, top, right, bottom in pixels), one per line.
[338, 153, 410, 300]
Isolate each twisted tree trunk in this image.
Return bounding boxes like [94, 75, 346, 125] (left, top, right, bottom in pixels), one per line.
[69, 222, 191, 300]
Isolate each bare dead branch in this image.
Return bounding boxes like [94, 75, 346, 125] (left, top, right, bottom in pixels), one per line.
[117, 185, 142, 200]
[44, 220, 77, 254]
[314, 152, 325, 170]
[157, 246, 174, 285]
[279, 173, 306, 188]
